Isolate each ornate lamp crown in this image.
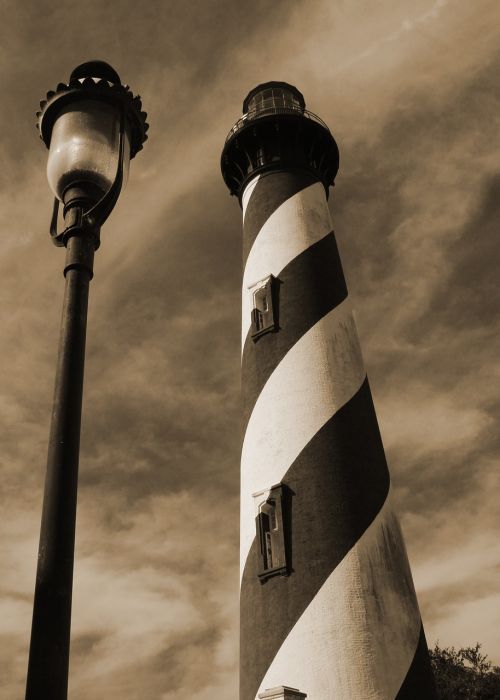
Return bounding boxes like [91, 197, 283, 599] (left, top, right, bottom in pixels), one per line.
[36, 60, 149, 158]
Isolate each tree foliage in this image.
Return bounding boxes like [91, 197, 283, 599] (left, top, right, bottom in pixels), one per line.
[429, 643, 500, 699]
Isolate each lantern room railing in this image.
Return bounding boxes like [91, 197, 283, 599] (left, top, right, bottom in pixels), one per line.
[225, 105, 330, 143]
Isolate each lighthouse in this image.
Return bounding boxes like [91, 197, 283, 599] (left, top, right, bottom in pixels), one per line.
[220, 83, 437, 700]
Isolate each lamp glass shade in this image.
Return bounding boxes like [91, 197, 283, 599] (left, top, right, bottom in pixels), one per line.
[46, 98, 130, 202]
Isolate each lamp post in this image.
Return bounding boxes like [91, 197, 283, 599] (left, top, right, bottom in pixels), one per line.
[26, 61, 148, 700]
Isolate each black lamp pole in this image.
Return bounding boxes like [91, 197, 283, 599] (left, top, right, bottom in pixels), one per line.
[25, 204, 97, 700]
[26, 62, 148, 700]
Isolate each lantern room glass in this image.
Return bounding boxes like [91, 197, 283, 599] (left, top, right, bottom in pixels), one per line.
[246, 87, 303, 116]
[46, 98, 130, 202]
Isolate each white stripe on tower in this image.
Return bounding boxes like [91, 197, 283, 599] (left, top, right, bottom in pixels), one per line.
[240, 296, 365, 580]
[256, 491, 422, 699]
[241, 180, 332, 350]
[242, 174, 261, 221]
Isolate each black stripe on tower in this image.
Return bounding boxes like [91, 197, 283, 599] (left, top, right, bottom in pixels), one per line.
[240, 379, 391, 700]
[242, 170, 318, 266]
[241, 230, 347, 429]
[396, 626, 438, 699]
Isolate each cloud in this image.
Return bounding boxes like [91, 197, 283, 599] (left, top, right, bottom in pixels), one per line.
[378, 389, 492, 457]
[67, 490, 239, 697]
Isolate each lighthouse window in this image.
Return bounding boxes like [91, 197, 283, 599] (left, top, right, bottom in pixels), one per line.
[256, 484, 288, 581]
[249, 275, 278, 340]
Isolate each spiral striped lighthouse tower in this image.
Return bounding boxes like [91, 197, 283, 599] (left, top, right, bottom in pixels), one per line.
[220, 83, 437, 700]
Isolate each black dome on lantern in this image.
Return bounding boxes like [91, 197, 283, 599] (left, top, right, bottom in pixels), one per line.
[69, 60, 122, 85]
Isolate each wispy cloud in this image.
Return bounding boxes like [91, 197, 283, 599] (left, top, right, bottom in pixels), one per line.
[336, 0, 450, 71]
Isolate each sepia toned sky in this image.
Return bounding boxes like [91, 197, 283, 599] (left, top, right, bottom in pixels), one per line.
[1, 0, 499, 697]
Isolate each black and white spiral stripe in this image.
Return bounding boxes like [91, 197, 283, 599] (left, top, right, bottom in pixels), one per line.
[239, 171, 436, 700]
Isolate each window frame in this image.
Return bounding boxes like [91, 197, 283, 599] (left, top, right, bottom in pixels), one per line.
[248, 274, 278, 340]
[254, 484, 288, 582]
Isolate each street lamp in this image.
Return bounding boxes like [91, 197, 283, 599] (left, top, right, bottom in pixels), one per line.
[26, 61, 148, 700]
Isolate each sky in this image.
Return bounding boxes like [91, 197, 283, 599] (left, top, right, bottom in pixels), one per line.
[0, 0, 499, 697]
